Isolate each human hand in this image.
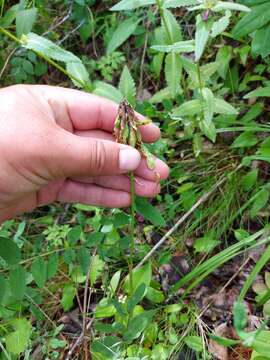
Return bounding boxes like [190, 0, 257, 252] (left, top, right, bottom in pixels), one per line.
[0, 85, 169, 222]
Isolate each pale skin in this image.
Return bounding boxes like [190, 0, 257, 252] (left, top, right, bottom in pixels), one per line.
[0, 85, 169, 222]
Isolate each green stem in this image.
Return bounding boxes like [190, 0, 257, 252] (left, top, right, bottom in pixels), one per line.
[0, 26, 91, 91]
[196, 62, 205, 120]
[128, 171, 136, 296]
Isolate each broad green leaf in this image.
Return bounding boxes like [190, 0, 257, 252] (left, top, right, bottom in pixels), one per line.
[250, 189, 269, 218]
[211, 10, 231, 37]
[232, 132, 258, 148]
[151, 40, 195, 53]
[118, 66, 136, 106]
[252, 26, 270, 58]
[150, 87, 171, 103]
[95, 298, 116, 318]
[135, 197, 165, 226]
[161, 9, 182, 44]
[92, 336, 121, 359]
[0, 237, 21, 265]
[252, 331, 270, 357]
[146, 286, 165, 303]
[77, 246, 90, 275]
[16, 8, 37, 37]
[47, 254, 58, 279]
[172, 99, 201, 117]
[107, 18, 139, 54]
[232, 2, 270, 39]
[90, 255, 105, 286]
[111, 0, 155, 11]
[213, 98, 238, 115]
[185, 336, 203, 352]
[152, 52, 164, 77]
[0, 275, 6, 303]
[163, 0, 197, 8]
[110, 270, 122, 294]
[201, 88, 216, 142]
[124, 262, 152, 294]
[5, 318, 32, 355]
[165, 53, 182, 98]
[240, 169, 258, 191]
[66, 61, 90, 88]
[194, 232, 220, 253]
[22, 33, 79, 63]
[216, 45, 232, 79]
[67, 225, 81, 245]
[31, 258, 47, 288]
[195, 14, 210, 62]
[123, 310, 155, 341]
[193, 133, 203, 157]
[209, 334, 240, 346]
[93, 81, 123, 103]
[233, 301, 248, 333]
[127, 283, 147, 313]
[0, 4, 19, 28]
[9, 265, 26, 301]
[212, 2, 250, 12]
[61, 284, 76, 311]
[244, 87, 270, 99]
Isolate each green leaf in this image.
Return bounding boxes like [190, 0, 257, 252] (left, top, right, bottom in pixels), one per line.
[165, 53, 182, 98]
[232, 132, 258, 148]
[241, 169, 258, 191]
[66, 61, 90, 88]
[252, 331, 270, 357]
[172, 99, 201, 117]
[127, 283, 147, 313]
[110, 270, 122, 294]
[110, 0, 156, 11]
[95, 298, 116, 318]
[150, 87, 171, 103]
[151, 40, 195, 53]
[211, 10, 231, 37]
[16, 8, 37, 37]
[93, 81, 123, 103]
[31, 258, 47, 288]
[107, 18, 139, 54]
[233, 301, 248, 334]
[0, 4, 19, 28]
[90, 255, 105, 286]
[195, 14, 210, 62]
[146, 286, 165, 303]
[252, 26, 270, 57]
[250, 188, 269, 218]
[47, 254, 58, 279]
[5, 318, 32, 355]
[123, 310, 155, 341]
[213, 98, 238, 115]
[163, 0, 198, 8]
[232, 2, 270, 39]
[9, 265, 26, 301]
[135, 197, 165, 227]
[201, 87, 216, 142]
[212, 2, 250, 12]
[194, 232, 220, 253]
[0, 237, 21, 265]
[216, 45, 232, 79]
[61, 284, 76, 311]
[209, 334, 240, 346]
[124, 262, 152, 294]
[161, 9, 182, 43]
[244, 87, 270, 98]
[185, 336, 203, 352]
[118, 66, 136, 106]
[0, 275, 7, 303]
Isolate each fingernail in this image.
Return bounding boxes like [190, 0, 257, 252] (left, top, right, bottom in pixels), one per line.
[119, 147, 141, 171]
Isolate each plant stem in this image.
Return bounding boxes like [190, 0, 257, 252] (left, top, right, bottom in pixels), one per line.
[156, 0, 174, 44]
[128, 171, 136, 296]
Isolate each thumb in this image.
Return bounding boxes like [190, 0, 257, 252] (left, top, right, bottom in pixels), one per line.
[46, 130, 141, 178]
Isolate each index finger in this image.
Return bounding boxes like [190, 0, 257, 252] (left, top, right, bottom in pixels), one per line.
[38, 85, 161, 143]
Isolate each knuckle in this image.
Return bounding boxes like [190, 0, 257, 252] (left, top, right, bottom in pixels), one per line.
[89, 140, 106, 174]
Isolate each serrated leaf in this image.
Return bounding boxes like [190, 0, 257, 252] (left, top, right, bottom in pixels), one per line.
[5, 319, 32, 355]
[213, 98, 238, 115]
[195, 14, 210, 61]
[47, 254, 58, 279]
[135, 197, 165, 226]
[16, 8, 37, 37]
[232, 2, 270, 39]
[162, 9, 182, 43]
[93, 81, 123, 103]
[110, 0, 156, 11]
[163, 0, 198, 8]
[165, 53, 182, 98]
[172, 99, 201, 117]
[211, 10, 231, 37]
[150, 87, 171, 103]
[9, 265, 26, 301]
[118, 66, 136, 106]
[107, 17, 139, 54]
[31, 258, 47, 288]
[66, 61, 90, 88]
[201, 88, 216, 142]
[212, 2, 250, 12]
[151, 40, 195, 53]
[244, 87, 270, 99]
[0, 237, 21, 265]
